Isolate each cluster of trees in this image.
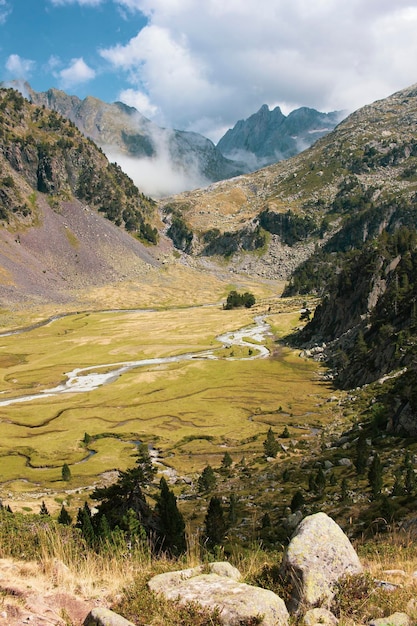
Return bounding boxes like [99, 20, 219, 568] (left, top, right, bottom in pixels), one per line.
[202, 226, 266, 257]
[258, 209, 317, 246]
[223, 290, 255, 309]
[55, 445, 186, 557]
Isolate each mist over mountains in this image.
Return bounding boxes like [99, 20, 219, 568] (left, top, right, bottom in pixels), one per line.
[7, 82, 343, 197]
[217, 104, 344, 170]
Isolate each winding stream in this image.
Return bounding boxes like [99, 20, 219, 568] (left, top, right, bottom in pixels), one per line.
[0, 315, 271, 407]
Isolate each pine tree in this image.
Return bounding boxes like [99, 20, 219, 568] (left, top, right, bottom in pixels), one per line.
[280, 425, 290, 439]
[228, 493, 238, 525]
[261, 512, 271, 528]
[198, 465, 216, 492]
[135, 443, 157, 484]
[341, 477, 349, 502]
[290, 490, 305, 513]
[405, 466, 416, 495]
[62, 463, 71, 482]
[155, 477, 186, 556]
[391, 470, 403, 496]
[221, 451, 233, 472]
[263, 427, 279, 458]
[57, 504, 72, 525]
[368, 453, 383, 499]
[83, 432, 92, 445]
[90, 455, 154, 535]
[76, 503, 95, 546]
[96, 514, 111, 543]
[355, 433, 369, 475]
[204, 496, 226, 550]
[40, 500, 49, 516]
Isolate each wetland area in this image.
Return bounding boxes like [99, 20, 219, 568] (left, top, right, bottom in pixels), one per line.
[0, 295, 339, 513]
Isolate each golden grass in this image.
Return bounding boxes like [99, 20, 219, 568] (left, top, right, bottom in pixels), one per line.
[0, 272, 336, 514]
[0, 302, 337, 509]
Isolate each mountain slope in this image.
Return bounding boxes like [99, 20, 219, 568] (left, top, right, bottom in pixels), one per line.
[26, 86, 248, 190]
[162, 84, 417, 275]
[0, 87, 160, 307]
[217, 104, 343, 168]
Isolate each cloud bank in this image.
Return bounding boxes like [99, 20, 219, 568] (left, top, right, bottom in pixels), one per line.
[98, 0, 417, 141]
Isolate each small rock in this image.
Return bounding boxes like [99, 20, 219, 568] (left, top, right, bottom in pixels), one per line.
[368, 612, 411, 626]
[382, 569, 407, 578]
[338, 458, 352, 466]
[303, 607, 338, 625]
[83, 607, 136, 626]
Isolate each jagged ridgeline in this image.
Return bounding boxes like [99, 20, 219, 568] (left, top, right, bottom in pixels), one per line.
[0, 87, 157, 243]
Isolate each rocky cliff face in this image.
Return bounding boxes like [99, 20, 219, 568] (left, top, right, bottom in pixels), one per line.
[217, 104, 343, 168]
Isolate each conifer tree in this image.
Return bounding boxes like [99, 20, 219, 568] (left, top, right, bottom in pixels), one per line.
[368, 453, 383, 499]
[90, 453, 155, 535]
[62, 463, 71, 482]
[76, 502, 95, 546]
[341, 477, 349, 502]
[355, 433, 369, 475]
[155, 477, 186, 556]
[198, 465, 216, 492]
[204, 496, 226, 550]
[40, 500, 49, 516]
[315, 468, 326, 496]
[228, 493, 238, 525]
[263, 427, 279, 458]
[221, 451, 233, 472]
[280, 425, 290, 439]
[57, 504, 72, 525]
[96, 514, 111, 543]
[290, 490, 305, 513]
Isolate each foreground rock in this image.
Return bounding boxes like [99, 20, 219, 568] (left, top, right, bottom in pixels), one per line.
[281, 512, 362, 611]
[84, 607, 135, 626]
[148, 561, 289, 626]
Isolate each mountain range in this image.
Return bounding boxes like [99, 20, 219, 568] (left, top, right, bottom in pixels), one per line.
[6, 82, 342, 197]
[217, 103, 343, 169]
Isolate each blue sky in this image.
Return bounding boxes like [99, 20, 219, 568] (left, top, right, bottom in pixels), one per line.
[1, 0, 417, 142]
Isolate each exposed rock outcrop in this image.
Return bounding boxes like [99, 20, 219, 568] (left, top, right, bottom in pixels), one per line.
[148, 561, 289, 626]
[280, 512, 362, 611]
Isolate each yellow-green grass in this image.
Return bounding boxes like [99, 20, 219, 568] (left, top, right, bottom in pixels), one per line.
[0, 297, 339, 509]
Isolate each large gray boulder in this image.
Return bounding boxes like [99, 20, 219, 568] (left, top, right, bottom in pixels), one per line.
[83, 607, 135, 626]
[281, 512, 362, 611]
[148, 562, 289, 626]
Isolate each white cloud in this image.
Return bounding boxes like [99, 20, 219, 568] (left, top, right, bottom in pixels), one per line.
[104, 127, 209, 197]
[117, 88, 159, 119]
[5, 54, 35, 78]
[49, 0, 104, 6]
[58, 57, 96, 88]
[97, 0, 417, 141]
[0, 0, 11, 24]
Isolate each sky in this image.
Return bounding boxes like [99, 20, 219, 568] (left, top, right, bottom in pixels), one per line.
[1, 0, 417, 143]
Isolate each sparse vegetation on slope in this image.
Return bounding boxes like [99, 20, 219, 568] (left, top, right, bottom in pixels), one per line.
[0, 87, 157, 242]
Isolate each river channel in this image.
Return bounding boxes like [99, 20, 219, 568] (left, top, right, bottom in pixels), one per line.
[0, 314, 271, 407]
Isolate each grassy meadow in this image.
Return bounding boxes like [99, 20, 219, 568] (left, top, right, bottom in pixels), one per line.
[0, 269, 337, 513]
